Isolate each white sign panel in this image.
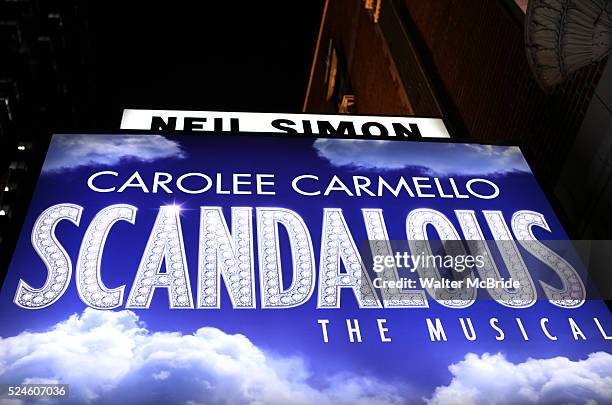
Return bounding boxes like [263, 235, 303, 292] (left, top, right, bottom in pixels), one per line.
[120, 109, 450, 138]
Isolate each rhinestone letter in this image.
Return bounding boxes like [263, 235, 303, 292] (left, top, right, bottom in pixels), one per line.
[14, 203, 82, 309]
[257, 208, 315, 308]
[198, 207, 255, 308]
[512, 210, 585, 308]
[76, 204, 136, 309]
[363, 209, 428, 308]
[406, 208, 476, 308]
[317, 208, 382, 308]
[126, 205, 193, 309]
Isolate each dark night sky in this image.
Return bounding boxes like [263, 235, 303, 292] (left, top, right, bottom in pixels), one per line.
[0, 1, 326, 274]
[84, 1, 325, 128]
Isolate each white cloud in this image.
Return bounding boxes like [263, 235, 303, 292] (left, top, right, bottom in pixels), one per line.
[152, 370, 170, 381]
[426, 352, 612, 405]
[43, 134, 185, 173]
[0, 309, 405, 405]
[313, 139, 530, 175]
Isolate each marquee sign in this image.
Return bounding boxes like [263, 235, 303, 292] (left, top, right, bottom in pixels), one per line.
[120, 109, 451, 138]
[0, 131, 610, 404]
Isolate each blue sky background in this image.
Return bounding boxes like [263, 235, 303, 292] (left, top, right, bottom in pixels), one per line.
[0, 134, 610, 404]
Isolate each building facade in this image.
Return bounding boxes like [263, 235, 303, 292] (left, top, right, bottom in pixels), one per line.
[304, 0, 610, 238]
[0, 0, 91, 273]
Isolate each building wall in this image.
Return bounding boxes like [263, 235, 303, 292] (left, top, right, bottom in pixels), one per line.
[305, 0, 605, 188]
[0, 0, 91, 274]
[348, 3, 414, 115]
[400, 0, 605, 190]
[556, 61, 612, 238]
[304, 0, 415, 115]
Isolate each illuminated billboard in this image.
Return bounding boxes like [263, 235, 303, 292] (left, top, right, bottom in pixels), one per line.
[0, 132, 610, 404]
[120, 109, 451, 138]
